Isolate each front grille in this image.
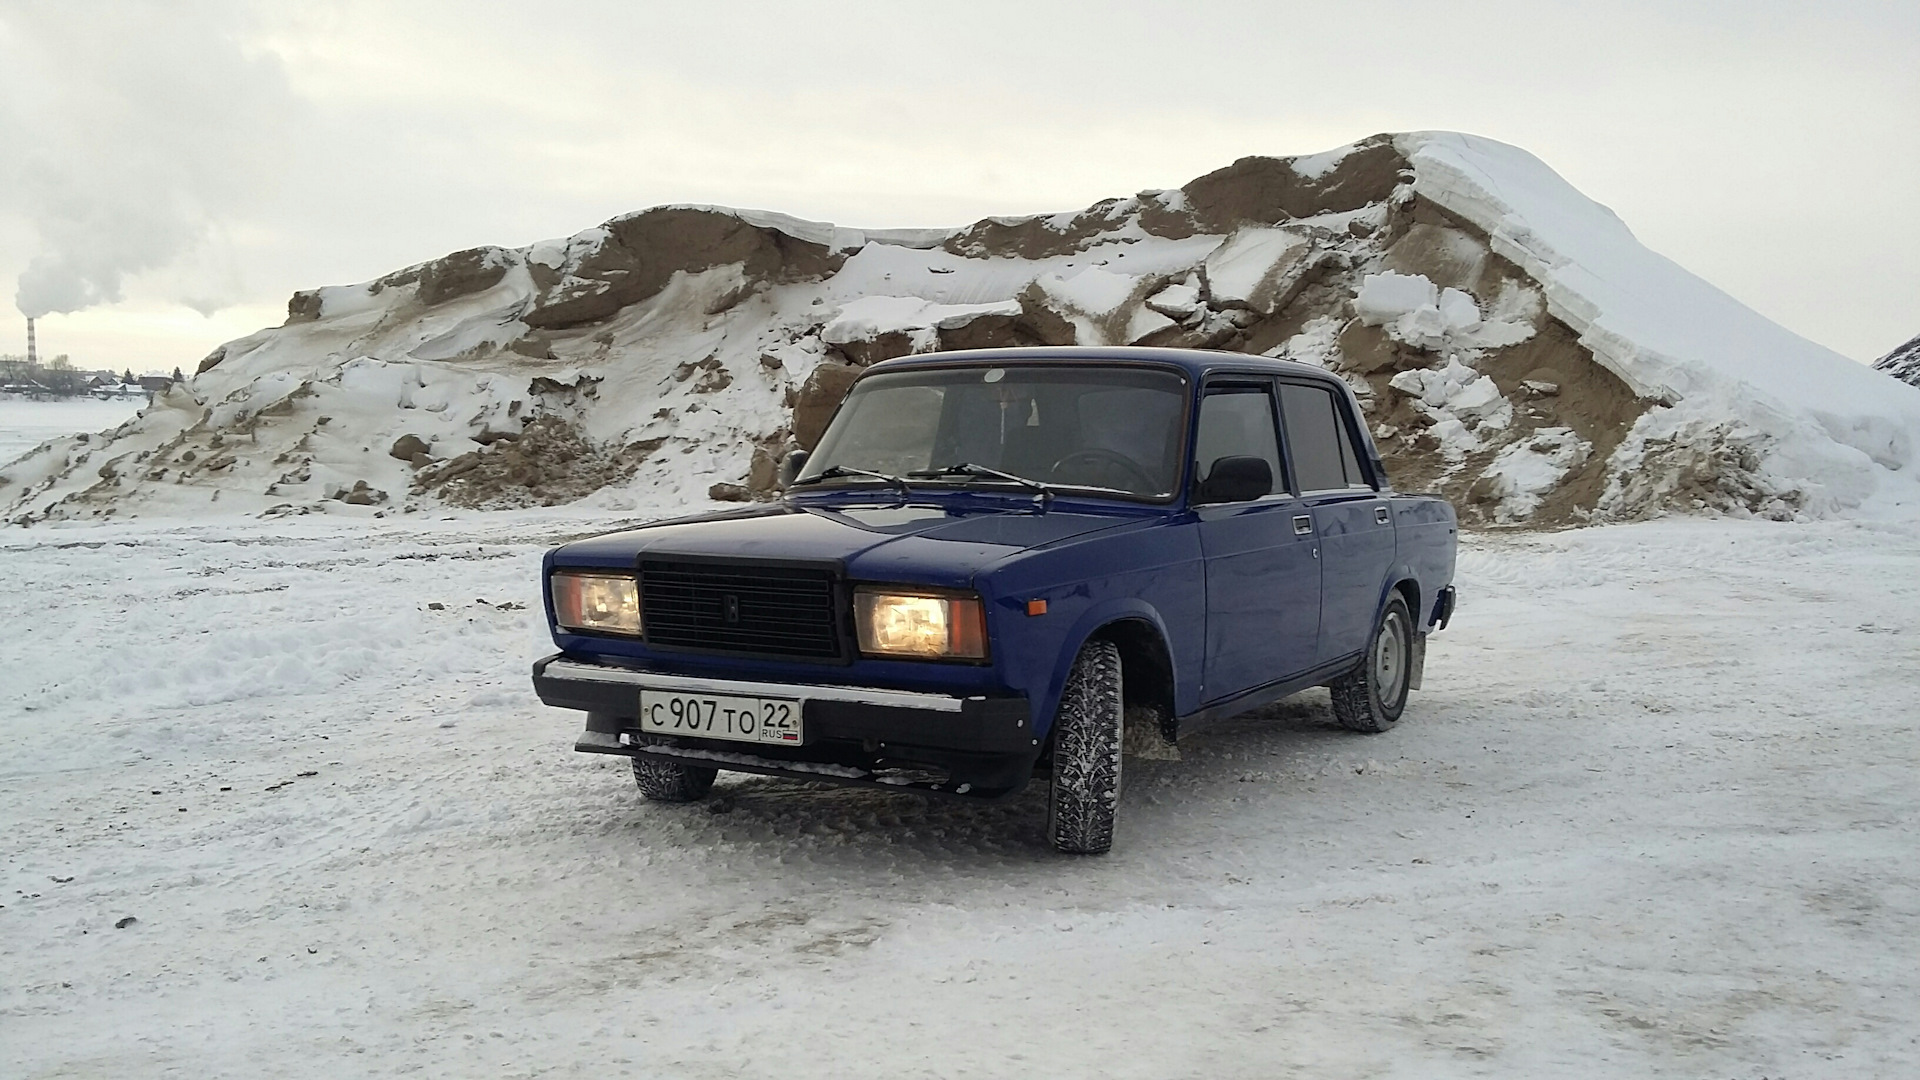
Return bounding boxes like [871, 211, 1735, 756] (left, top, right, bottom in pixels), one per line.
[640, 560, 842, 659]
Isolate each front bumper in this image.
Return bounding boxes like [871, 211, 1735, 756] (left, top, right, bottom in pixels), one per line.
[531, 654, 1040, 798]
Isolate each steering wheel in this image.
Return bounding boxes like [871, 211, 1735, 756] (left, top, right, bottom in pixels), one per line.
[1050, 448, 1157, 493]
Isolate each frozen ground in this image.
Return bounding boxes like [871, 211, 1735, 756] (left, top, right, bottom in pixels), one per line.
[3, 510, 1918, 1078]
[0, 398, 146, 467]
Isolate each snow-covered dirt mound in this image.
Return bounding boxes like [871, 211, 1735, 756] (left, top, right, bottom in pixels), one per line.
[1878, 333, 1920, 389]
[6, 132, 1918, 526]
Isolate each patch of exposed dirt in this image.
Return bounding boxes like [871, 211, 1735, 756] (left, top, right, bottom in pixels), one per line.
[1011, 291, 1082, 347]
[415, 247, 510, 306]
[284, 290, 323, 325]
[943, 198, 1134, 261]
[1342, 297, 1650, 527]
[832, 332, 918, 368]
[1475, 316, 1647, 526]
[791, 361, 863, 450]
[1182, 135, 1408, 230]
[413, 417, 666, 509]
[673, 355, 733, 393]
[524, 208, 846, 330]
[938, 312, 1046, 352]
[1603, 421, 1804, 521]
[1875, 333, 1920, 387]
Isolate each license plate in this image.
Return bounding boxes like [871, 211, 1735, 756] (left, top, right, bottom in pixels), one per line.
[638, 690, 803, 745]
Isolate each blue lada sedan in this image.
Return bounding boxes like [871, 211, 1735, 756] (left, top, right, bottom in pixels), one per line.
[532, 346, 1458, 853]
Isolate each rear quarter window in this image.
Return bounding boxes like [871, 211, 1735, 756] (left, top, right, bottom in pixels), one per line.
[1279, 382, 1370, 492]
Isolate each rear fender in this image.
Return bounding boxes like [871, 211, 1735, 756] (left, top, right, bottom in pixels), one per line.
[1376, 563, 1427, 631]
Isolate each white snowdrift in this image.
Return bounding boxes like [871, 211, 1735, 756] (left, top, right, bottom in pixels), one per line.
[1399, 131, 1920, 513]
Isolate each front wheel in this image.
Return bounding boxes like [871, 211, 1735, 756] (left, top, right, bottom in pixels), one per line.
[1330, 594, 1414, 733]
[631, 754, 718, 802]
[1048, 639, 1125, 854]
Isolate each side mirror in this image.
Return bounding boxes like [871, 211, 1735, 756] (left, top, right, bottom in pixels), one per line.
[1195, 455, 1272, 504]
[777, 449, 810, 488]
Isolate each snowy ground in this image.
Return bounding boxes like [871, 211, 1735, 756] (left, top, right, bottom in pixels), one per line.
[0, 398, 147, 467]
[4, 509, 1918, 1078]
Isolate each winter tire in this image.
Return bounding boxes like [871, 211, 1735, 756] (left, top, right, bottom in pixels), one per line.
[631, 754, 718, 802]
[1331, 593, 1414, 734]
[1048, 638, 1125, 854]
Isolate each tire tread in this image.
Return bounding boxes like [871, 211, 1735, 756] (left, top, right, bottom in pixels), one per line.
[631, 755, 718, 802]
[1330, 595, 1413, 734]
[1048, 639, 1124, 854]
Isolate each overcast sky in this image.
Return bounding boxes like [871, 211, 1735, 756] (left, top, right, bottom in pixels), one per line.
[1, 0, 1914, 373]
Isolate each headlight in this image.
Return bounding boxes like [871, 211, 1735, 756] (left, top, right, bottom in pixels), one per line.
[551, 571, 641, 636]
[854, 589, 987, 660]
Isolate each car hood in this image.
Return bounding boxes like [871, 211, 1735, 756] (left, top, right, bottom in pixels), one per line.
[550, 498, 1149, 589]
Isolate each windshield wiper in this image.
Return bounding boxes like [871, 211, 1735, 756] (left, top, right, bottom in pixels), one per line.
[790, 464, 912, 496]
[909, 462, 1054, 501]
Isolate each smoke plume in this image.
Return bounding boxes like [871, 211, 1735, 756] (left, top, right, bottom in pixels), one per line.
[0, 1, 298, 318]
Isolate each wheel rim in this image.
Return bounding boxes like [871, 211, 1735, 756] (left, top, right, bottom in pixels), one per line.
[1374, 609, 1407, 703]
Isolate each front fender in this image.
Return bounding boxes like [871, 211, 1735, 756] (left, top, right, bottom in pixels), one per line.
[1031, 598, 1178, 742]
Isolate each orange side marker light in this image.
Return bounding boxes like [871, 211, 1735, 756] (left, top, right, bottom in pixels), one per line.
[1026, 599, 1048, 617]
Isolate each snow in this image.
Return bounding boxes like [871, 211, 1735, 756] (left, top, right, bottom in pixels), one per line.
[821, 296, 1021, 348]
[1355, 270, 1438, 325]
[654, 205, 948, 253]
[1355, 271, 1536, 352]
[1289, 142, 1359, 180]
[1479, 428, 1593, 521]
[0, 398, 147, 467]
[4, 509, 1919, 1076]
[1399, 132, 1920, 509]
[1123, 304, 1176, 344]
[1144, 281, 1201, 318]
[1035, 265, 1141, 317]
[1390, 358, 1514, 456]
[1201, 226, 1311, 313]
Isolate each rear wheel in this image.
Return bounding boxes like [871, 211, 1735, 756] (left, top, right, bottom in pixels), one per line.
[1331, 594, 1414, 733]
[631, 754, 718, 802]
[1048, 639, 1124, 854]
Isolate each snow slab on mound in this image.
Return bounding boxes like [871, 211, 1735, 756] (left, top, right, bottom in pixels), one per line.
[1399, 132, 1920, 514]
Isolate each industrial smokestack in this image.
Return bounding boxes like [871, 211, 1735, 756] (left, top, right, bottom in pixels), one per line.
[25, 317, 37, 368]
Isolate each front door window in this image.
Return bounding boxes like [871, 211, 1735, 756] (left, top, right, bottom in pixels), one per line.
[1193, 387, 1284, 499]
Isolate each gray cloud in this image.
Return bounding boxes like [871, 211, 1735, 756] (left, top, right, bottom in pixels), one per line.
[0, 0, 1913, 367]
[0, 0, 299, 318]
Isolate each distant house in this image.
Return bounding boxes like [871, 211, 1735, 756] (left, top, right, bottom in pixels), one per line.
[135, 375, 174, 394]
[91, 382, 147, 401]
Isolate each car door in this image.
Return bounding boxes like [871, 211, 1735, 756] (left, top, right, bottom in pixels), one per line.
[1277, 379, 1396, 667]
[1193, 379, 1322, 704]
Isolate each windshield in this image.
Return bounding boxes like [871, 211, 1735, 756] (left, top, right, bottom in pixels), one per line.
[798, 364, 1190, 498]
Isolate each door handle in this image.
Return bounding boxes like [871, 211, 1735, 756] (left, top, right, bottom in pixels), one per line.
[1375, 506, 1391, 525]
[1293, 515, 1313, 536]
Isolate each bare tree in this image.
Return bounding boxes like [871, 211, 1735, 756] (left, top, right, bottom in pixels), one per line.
[43, 355, 85, 396]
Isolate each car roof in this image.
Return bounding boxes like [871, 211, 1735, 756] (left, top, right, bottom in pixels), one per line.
[862, 345, 1339, 383]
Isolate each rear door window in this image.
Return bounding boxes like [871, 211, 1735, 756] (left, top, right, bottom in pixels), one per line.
[1279, 382, 1370, 492]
